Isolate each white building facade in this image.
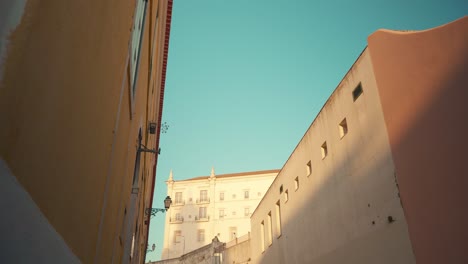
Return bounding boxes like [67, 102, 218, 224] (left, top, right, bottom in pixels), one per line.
[161, 168, 278, 260]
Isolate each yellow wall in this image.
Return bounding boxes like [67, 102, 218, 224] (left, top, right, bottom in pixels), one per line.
[0, 0, 172, 263]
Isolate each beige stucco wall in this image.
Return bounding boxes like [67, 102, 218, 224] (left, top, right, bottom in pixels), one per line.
[250, 49, 415, 264]
[223, 239, 251, 264]
[162, 170, 277, 259]
[150, 239, 224, 264]
[0, 0, 172, 263]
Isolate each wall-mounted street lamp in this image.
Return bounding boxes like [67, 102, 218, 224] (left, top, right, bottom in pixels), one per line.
[149, 122, 157, 134]
[148, 121, 169, 135]
[146, 243, 156, 253]
[145, 196, 172, 217]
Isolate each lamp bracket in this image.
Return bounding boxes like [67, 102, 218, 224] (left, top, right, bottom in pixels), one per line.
[145, 208, 167, 217]
[139, 144, 158, 154]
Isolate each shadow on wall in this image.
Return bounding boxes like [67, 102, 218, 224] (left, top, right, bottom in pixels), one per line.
[257, 119, 413, 264]
[253, 48, 415, 264]
[255, 17, 468, 264]
[368, 16, 468, 264]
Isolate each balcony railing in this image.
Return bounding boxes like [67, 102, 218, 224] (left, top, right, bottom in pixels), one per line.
[196, 198, 210, 204]
[173, 200, 185, 206]
[169, 216, 184, 223]
[195, 215, 210, 222]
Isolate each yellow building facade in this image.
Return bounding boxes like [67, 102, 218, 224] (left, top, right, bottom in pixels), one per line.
[0, 0, 174, 263]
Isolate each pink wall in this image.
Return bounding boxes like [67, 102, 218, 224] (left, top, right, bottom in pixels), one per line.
[368, 16, 468, 264]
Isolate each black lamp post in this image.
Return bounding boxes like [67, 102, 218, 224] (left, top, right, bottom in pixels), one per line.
[145, 196, 172, 217]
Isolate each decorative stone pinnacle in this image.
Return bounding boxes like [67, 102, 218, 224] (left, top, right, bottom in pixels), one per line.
[168, 169, 173, 181]
[210, 167, 215, 178]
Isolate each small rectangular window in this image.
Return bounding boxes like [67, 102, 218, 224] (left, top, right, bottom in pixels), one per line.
[306, 160, 312, 176]
[294, 177, 299, 191]
[175, 213, 183, 221]
[244, 190, 249, 199]
[267, 212, 273, 246]
[353, 83, 363, 101]
[339, 118, 348, 138]
[175, 192, 183, 204]
[276, 201, 282, 237]
[199, 190, 208, 202]
[321, 142, 328, 159]
[199, 207, 207, 219]
[219, 209, 224, 219]
[260, 221, 265, 252]
[198, 229, 205, 242]
[173, 230, 181, 243]
[284, 190, 289, 202]
[219, 192, 224, 201]
[244, 208, 250, 216]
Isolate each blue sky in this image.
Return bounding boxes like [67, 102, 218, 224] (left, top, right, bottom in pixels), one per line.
[146, 0, 466, 261]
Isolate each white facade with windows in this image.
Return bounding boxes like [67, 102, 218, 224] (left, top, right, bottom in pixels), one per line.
[161, 168, 278, 259]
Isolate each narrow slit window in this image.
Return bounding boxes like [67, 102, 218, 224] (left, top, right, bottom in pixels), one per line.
[261, 221, 265, 252]
[306, 160, 312, 176]
[353, 83, 363, 101]
[279, 184, 283, 194]
[339, 118, 348, 138]
[294, 177, 299, 191]
[321, 142, 328, 159]
[284, 190, 289, 202]
[267, 212, 273, 246]
[276, 201, 282, 237]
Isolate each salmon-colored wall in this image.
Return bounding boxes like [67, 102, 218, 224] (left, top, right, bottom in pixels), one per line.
[368, 16, 468, 264]
[0, 0, 170, 263]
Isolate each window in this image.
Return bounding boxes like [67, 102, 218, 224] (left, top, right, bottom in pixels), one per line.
[244, 190, 249, 199]
[175, 192, 183, 204]
[353, 83, 363, 101]
[260, 221, 265, 252]
[276, 201, 282, 237]
[229, 227, 237, 240]
[284, 190, 289, 202]
[129, 0, 146, 96]
[232, 210, 237, 216]
[200, 190, 208, 202]
[219, 209, 224, 219]
[175, 212, 182, 221]
[267, 212, 273, 246]
[321, 142, 328, 159]
[199, 207, 207, 219]
[232, 194, 236, 199]
[339, 118, 348, 138]
[294, 177, 299, 191]
[244, 208, 250, 216]
[219, 192, 224, 201]
[306, 160, 312, 176]
[198, 229, 205, 242]
[173, 230, 181, 243]
[279, 184, 283, 194]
